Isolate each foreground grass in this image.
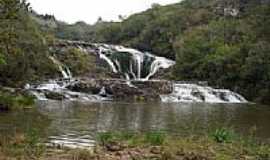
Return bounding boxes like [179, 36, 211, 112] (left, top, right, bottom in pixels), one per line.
[0, 129, 269, 160]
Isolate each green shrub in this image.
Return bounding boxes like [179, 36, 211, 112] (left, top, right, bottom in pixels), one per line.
[97, 131, 137, 145]
[211, 128, 234, 143]
[13, 95, 35, 107]
[55, 48, 96, 76]
[0, 91, 35, 110]
[0, 92, 13, 108]
[144, 131, 166, 146]
[97, 132, 115, 145]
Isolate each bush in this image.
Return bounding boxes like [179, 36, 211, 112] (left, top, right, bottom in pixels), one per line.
[144, 131, 166, 146]
[55, 48, 96, 76]
[211, 128, 235, 143]
[0, 91, 35, 110]
[97, 132, 115, 145]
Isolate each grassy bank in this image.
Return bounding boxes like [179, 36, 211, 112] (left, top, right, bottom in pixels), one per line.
[0, 88, 35, 111]
[0, 129, 269, 160]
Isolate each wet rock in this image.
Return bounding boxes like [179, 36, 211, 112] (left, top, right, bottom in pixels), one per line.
[44, 91, 66, 100]
[105, 141, 123, 152]
[67, 78, 173, 101]
[191, 90, 205, 101]
[131, 80, 173, 95]
[67, 79, 101, 94]
[150, 146, 162, 154]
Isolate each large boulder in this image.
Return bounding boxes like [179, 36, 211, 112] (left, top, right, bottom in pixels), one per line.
[44, 91, 66, 100]
[131, 80, 173, 94]
[67, 78, 173, 101]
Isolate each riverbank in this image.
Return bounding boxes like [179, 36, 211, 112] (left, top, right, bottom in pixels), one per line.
[0, 131, 269, 160]
[0, 87, 35, 111]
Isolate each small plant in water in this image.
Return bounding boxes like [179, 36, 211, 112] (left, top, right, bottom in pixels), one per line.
[212, 128, 234, 143]
[144, 131, 166, 146]
[97, 132, 115, 145]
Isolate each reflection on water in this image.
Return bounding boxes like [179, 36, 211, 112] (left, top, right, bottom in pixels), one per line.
[1, 101, 270, 149]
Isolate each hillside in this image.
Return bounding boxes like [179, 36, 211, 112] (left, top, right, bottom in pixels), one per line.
[44, 0, 270, 104]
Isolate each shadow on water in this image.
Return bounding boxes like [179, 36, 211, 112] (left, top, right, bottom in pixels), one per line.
[1, 101, 270, 148]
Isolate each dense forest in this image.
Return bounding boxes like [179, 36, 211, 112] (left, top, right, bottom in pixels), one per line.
[0, 0, 270, 104]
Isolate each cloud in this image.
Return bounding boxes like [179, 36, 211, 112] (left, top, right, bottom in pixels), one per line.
[28, 0, 180, 24]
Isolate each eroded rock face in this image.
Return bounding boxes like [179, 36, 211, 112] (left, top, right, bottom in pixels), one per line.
[67, 78, 173, 101]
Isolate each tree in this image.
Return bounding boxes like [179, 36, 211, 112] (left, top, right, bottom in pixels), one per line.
[0, 0, 58, 86]
[0, 0, 30, 55]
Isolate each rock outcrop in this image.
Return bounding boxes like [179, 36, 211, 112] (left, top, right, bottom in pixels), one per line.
[67, 78, 173, 101]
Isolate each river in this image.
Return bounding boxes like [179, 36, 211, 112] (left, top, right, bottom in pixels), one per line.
[0, 101, 269, 149]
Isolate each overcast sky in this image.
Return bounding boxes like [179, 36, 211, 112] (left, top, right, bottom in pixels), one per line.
[28, 0, 180, 24]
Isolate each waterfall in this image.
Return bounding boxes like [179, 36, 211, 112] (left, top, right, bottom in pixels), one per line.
[49, 56, 72, 79]
[144, 54, 175, 80]
[114, 46, 144, 79]
[93, 44, 174, 80]
[25, 40, 248, 104]
[26, 80, 109, 101]
[99, 87, 107, 96]
[98, 48, 118, 73]
[161, 83, 247, 103]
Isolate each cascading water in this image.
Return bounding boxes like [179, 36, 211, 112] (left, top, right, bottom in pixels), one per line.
[27, 56, 108, 101]
[25, 41, 249, 150]
[25, 40, 248, 104]
[161, 83, 247, 103]
[93, 44, 175, 80]
[49, 56, 72, 79]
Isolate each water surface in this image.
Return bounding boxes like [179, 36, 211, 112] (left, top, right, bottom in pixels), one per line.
[1, 101, 270, 148]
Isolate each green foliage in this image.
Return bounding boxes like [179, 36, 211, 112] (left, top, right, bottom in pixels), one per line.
[0, 54, 5, 64]
[0, 0, 269, 104]
[48, 0, 270, 104]
[97, 132, 115, 145]
[0, 0, 59, 87]
[0, 90, 35, 110]
[55, 21, 95, 41]
[97, 132, 136, 146]
[173, 2, 270, 103]
[95, 130, 270, 159]
[0, 92, 14, 108]
[144, 131, 166, 146]
[211, 128, 235, 143]
[1, 129, 270, 159]
[55, 48, 96, 76]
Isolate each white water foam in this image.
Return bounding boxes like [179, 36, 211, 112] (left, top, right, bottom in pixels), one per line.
[90, 43, 174, 80]
[49, 56, 72, 79]
[27, 80, 109, 102]
[161, 83, 247, 103]
[48, 134, 95, 149]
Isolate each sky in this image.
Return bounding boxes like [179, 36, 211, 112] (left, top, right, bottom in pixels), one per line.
[28, 0, 180, 24]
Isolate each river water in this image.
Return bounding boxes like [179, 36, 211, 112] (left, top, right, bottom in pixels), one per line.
[1, 101, 270, 149]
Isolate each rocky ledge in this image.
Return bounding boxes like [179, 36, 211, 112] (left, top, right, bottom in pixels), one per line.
[66, 78, 173, 101]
